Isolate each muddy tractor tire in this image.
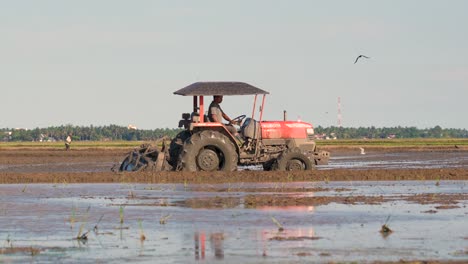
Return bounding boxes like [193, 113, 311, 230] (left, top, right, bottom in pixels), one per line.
[273, 150, 315, 171]
[262, 159, 276, 171]
[179, 130, 238, 172]
[168, 130, 191, 168]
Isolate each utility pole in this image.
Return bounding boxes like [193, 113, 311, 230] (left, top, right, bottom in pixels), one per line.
[337, 97, 342, 128]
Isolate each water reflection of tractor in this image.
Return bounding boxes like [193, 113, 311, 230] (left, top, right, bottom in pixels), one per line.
[119, 82, 329, 172]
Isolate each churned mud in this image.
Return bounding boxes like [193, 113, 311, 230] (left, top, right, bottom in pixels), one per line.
[0, 147, 468, 184]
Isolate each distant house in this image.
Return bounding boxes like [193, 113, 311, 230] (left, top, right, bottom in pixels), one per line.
[2, 131, 12, 141]
[127, 124, 137, 130]
[314, 133, 337, 140]
[314, 133, 327, 140]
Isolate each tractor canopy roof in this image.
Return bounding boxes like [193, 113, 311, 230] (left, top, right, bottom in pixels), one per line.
[174, 82, 269, 96]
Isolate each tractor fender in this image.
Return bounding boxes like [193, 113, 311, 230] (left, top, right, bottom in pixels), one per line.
[191, 124, 241, 155]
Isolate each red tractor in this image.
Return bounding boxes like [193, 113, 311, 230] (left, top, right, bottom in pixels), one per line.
[119, 82, 329, 172]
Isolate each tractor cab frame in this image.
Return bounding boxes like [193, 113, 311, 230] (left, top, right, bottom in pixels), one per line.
[119, 82, 329, 172]
[174, 82, 269, 151]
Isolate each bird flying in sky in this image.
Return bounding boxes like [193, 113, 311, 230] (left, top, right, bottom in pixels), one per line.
[354, 55, 370, 64]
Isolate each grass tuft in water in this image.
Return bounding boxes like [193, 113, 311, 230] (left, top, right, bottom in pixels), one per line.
[159, 214, 172, 225]
[271, 216, 284, 232]
[119, 206, 125, 224]
[93, 215, 104, 234]
[380, 215, 393, 237]
[138, 219, 146, 242]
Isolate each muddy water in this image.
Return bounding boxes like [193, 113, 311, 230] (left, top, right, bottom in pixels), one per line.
[1, 148, 468, 263]
[325, 150, 468, 170]
[0, 181, 467, 263]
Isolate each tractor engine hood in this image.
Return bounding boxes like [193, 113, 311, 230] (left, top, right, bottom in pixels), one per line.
[260, 121, 314, 139]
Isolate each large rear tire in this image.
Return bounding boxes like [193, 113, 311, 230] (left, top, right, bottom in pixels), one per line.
[274, 150, 315, 171]
[180, 130, 238, 172]
[262, 159, 276, 171]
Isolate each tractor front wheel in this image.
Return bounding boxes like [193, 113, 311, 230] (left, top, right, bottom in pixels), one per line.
[180, 131, 238, 172]
[273, 150, 315, 171]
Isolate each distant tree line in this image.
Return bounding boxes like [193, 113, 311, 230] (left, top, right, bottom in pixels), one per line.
[1, 125, 467, 142]
[1, 125, 183, 142]
[314, 125, 468, 139]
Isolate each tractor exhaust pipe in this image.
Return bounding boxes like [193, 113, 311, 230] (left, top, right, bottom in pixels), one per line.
[283, 110, 287, 121]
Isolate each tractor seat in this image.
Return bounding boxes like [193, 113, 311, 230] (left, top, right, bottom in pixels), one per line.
[240, 118, 260, 139]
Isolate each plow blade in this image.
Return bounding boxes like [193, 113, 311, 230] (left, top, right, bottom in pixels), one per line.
[119, 141, 172, 172]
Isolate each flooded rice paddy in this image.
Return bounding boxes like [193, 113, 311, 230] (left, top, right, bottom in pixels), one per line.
[326, 150, 468, 170]
[0, 148, 467, 263]
[1, 149, 468, 173]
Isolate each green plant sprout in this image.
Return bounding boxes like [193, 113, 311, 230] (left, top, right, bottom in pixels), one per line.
[271, 216, 284, 232]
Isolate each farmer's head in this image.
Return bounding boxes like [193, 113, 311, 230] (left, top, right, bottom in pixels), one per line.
[213, 95, 223, 103]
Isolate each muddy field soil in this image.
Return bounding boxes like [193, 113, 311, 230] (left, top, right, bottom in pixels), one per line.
[0, 147, 468, 184]
[0, 147, 467, 263]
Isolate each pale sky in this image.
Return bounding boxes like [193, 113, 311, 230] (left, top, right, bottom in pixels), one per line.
[1, 1, 467, 129]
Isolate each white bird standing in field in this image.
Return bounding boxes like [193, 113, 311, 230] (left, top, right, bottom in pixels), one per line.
[359, 147, 366, 155]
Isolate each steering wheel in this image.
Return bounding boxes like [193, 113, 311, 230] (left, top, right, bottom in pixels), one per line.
[231, 114, 246, 125]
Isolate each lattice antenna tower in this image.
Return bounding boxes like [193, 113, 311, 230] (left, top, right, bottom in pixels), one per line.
[337, 97, 342, 127]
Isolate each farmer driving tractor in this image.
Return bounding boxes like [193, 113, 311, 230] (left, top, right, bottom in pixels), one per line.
[208, 95, 240, 136]
[119, 81, 330, 172]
